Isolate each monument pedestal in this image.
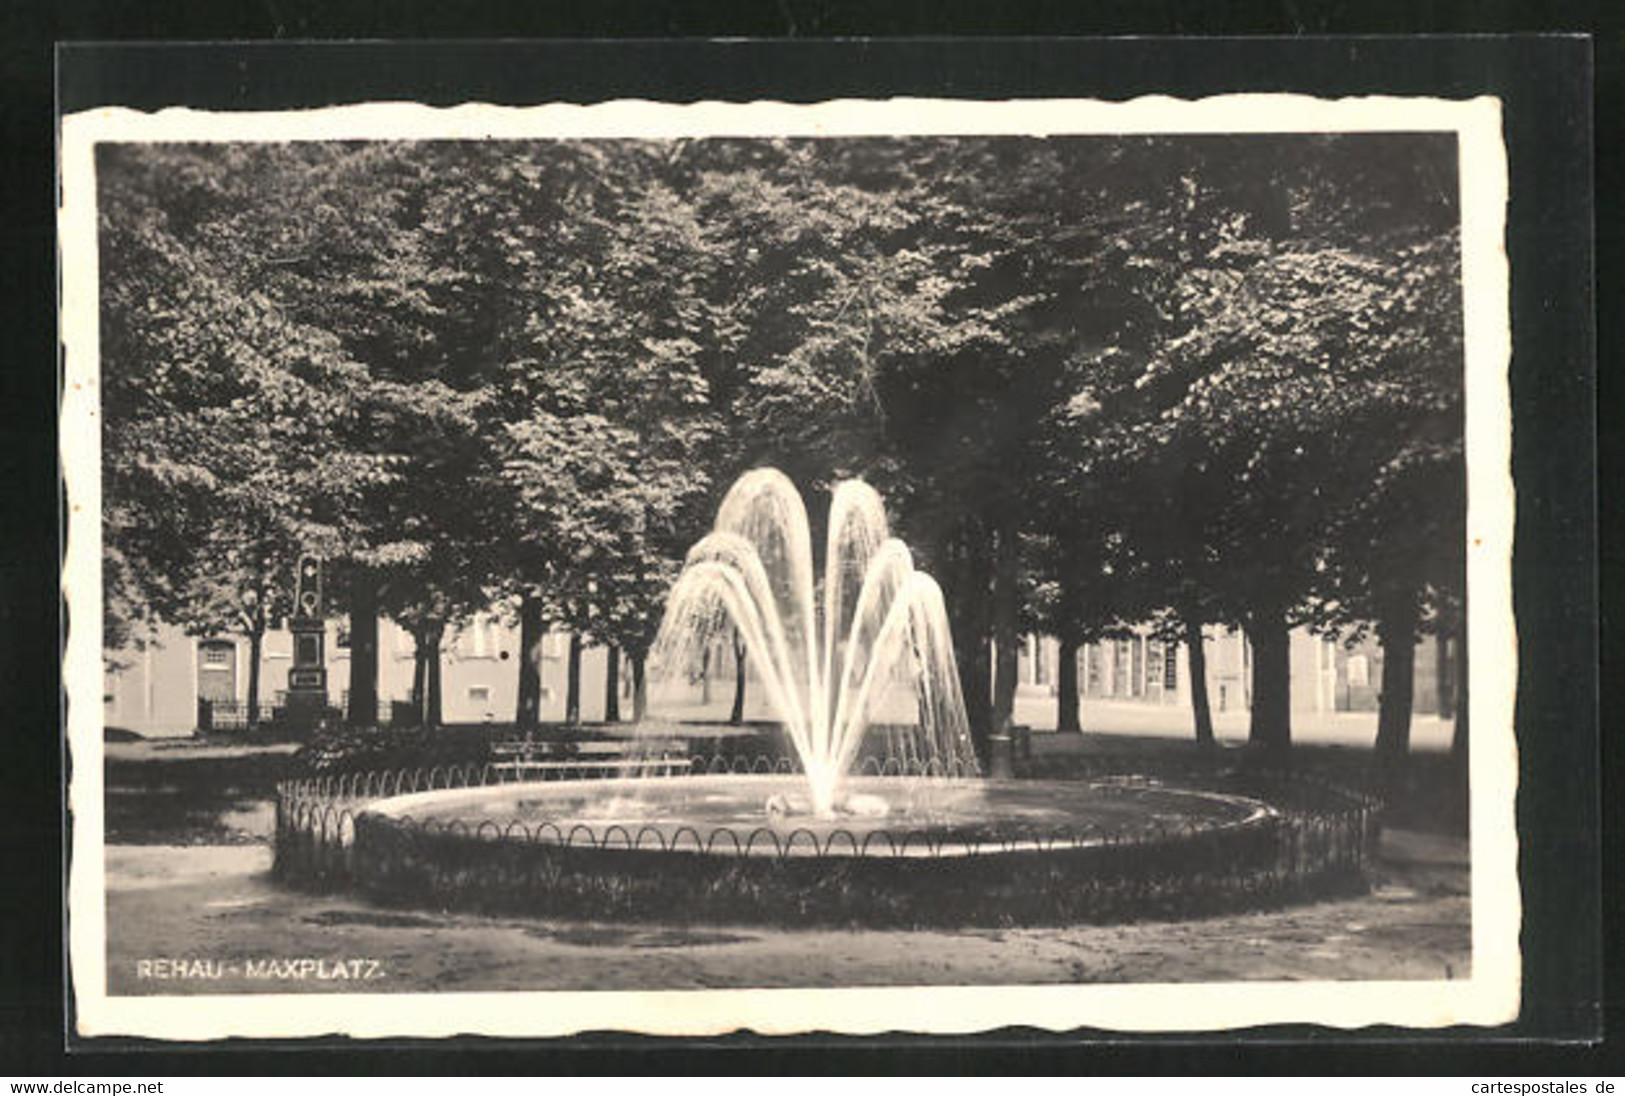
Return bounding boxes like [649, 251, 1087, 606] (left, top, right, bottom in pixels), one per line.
[283, 620, 329, 734]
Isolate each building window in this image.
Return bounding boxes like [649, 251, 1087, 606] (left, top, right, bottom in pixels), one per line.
[458, 615, 505, 659]
[1164, 643, 1179, 690]
[202, 645, 232, 666]
[468, 685, 492, 704]
[475, 616, 500, 658]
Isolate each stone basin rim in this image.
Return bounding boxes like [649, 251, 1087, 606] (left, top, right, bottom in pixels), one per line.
[355, 774, 1280, 859]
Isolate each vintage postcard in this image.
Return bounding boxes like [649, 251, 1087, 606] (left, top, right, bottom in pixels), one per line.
[61, 93, 1517, 1039]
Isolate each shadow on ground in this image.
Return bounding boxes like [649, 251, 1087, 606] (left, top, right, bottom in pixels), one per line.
[96, 730, 1472, 995]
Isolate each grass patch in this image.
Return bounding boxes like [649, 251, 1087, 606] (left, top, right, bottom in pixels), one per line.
[104, 747, 298, 844]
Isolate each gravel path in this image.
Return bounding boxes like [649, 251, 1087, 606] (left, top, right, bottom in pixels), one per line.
[101, 828, 1468, 996]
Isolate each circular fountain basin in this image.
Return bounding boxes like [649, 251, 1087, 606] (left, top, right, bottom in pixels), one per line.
[364, 774, 1274, 857]
[302, 773, 1386, 926]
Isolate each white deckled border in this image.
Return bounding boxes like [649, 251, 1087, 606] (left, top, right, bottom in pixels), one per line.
[61, 93, 1517, 1040]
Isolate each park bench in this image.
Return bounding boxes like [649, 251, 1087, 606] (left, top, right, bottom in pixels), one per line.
[489, 736, 690, 780]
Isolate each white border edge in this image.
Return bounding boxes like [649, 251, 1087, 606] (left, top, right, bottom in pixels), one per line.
[60, 92, 1518, 1040]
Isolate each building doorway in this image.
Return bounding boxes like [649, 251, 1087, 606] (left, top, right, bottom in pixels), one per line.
[196, 639, 237, 704]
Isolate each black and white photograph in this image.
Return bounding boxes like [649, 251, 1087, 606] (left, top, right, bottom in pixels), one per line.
[60, 93, 1518, 1039]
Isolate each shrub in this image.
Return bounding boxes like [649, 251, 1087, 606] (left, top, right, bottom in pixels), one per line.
[295, 724, 500, 774]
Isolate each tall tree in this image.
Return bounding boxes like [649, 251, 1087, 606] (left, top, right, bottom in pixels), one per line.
[1304, 233, 1465, 776]
[97, 145, 369, 709]
[100, 142, 514, 729]
[1023, 528, 1128, 736]
[100, 133, 1465, 768]
[698, 137, 1166, 760]
[1052, 134, 1463, 762]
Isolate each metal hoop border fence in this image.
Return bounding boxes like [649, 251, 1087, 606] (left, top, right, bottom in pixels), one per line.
[278, 750, 988, 803]
[274, 752, 1381, 897]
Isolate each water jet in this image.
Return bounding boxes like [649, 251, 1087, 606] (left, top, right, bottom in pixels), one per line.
[275, 470, 1378, 926]
[646, 468, 978, 818]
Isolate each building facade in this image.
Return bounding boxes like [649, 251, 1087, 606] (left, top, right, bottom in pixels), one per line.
[1015, 626, 1454, 717]
[107, 614, 1455, 738]
[104, 614, 620, 737]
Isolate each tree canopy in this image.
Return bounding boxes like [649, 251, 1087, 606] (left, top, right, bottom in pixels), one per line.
[98, 132, 1466, 758]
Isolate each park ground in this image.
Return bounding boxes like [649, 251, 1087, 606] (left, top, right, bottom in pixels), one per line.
[97, 705, 1469, 995]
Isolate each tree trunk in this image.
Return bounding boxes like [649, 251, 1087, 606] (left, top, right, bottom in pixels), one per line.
[1056, 636, 1081, 734]
[729, 631, 747, 725]
[990, 521, 1020, 738]
[1452, 613, 1470, 764]
[631, 650, 648, 723]
[604, 644, 621, 723]
[1246, 605, 1292, 764]
[345, 572, 379, 727]
[954, 629, 992, 767]
[564, 632, 583, 725]
[943, 525, 993, 765]
[423, 626, 443, 727]
[1184, 615, 1216, 748]
[515, 593, 545, 730]
[1435, 633, 1455, 720]
[700, 645, 712, 705]
[409, 641, 427, 727]
[245, 625, 263, 732]
[1374, 599, 1420, 778]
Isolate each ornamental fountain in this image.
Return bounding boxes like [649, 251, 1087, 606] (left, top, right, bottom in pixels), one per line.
[276, 468, 1352, 927]
[646, 468, 979, 818]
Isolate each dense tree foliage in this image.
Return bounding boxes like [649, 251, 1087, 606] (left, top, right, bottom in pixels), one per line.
[98, 133, 1466, 767]
[1037, 136, 1463, 761]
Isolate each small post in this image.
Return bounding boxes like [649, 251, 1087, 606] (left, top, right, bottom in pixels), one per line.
[988, 733, 1014, 779]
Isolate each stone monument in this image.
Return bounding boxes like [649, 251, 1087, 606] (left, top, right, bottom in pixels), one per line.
[284, 553, 329, 731]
